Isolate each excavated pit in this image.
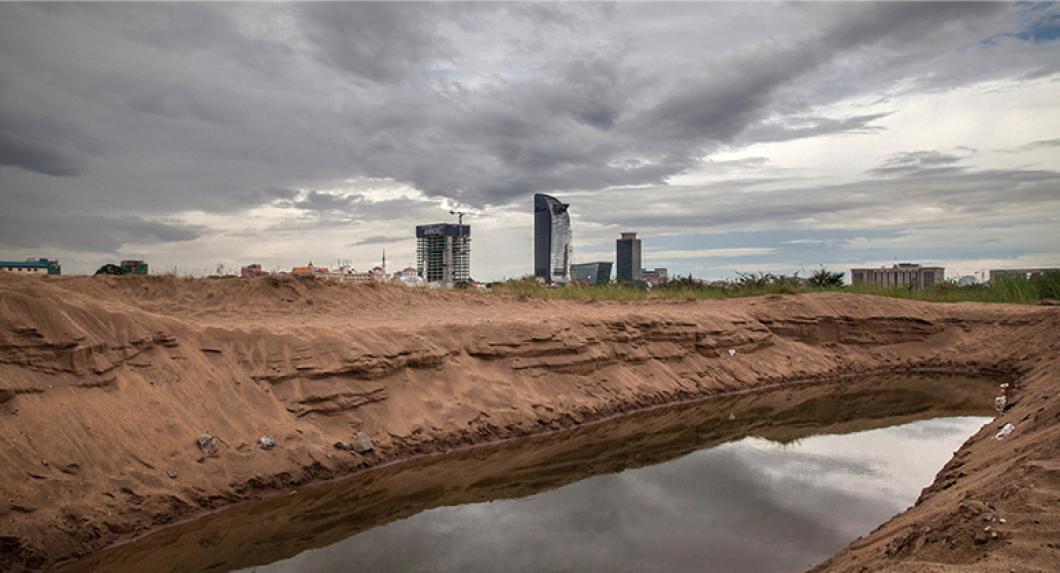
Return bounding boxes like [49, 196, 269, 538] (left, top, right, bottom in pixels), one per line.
[1, 275, 1057, 572]
[58, 373, 1001, 572]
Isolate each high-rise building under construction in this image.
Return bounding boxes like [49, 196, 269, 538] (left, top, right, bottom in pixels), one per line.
[416, 223, 471, 283]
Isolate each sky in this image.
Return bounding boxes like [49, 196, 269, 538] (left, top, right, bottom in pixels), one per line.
[1, 2, 1058, 281]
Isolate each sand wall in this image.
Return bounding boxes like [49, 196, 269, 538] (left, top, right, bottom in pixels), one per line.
[0, 275, 1057, 571]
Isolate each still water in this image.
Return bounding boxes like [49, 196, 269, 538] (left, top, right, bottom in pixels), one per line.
[246, 416, 989, 573]
[64, 374, 1000, 573]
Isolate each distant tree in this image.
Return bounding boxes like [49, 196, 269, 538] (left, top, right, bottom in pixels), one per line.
[1031, 270, 1060, 300]
[658, 274, 701, 289]
[809, 267, 845, 287]
[733, 272, 801, 290]
[94, 263, 125, 276]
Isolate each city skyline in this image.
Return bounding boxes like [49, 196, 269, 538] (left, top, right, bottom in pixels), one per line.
[1, 3, 1058, 280]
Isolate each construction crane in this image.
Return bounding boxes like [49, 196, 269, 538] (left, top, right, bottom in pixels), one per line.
[450, 210, 469, 283]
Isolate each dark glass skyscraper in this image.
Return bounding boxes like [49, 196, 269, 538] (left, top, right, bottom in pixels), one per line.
[616, 232, 641, 282]
[534, 193, 572, 282]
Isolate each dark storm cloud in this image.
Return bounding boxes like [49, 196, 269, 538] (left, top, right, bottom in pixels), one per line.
[0, 1, 1019, 208]
[125, 85, 233, 125]
[297, 2, 454, 84]
[0, 108, 101, 177]
[0, 1, 1054, 270]
[283, 2, 1011, 208]
[0, 206, 202, 253]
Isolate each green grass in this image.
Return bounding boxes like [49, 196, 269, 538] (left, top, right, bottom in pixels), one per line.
[487, 272, 1060, 305]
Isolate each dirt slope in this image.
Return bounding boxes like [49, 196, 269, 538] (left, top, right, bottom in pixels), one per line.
[0, 274, 1057, 571]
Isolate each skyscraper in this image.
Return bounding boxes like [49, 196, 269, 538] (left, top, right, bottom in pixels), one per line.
[616, 232, 641, 282]
[534, 193, 572, 282]
[416, 223, 471, 283]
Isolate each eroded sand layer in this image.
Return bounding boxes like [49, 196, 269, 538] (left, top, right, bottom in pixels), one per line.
[0, 275, 1057, 571]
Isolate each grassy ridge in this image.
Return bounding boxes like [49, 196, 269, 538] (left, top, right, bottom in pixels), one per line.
[488, 272, 1060, 305]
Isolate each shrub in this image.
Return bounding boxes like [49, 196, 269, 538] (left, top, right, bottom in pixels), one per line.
[809, 267, 845, 287]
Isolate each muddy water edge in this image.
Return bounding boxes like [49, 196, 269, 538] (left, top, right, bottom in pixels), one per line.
[58, 373, 1002, 572]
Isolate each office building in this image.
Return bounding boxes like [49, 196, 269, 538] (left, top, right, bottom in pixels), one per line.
[850, 263, 944, 289]
[534, 193, 572, 282]
[417, 223, 471, 283]
[571, 261, 612, 285]
[989, 268, 1059, 282]
[641, 267, 669, 287]
[616, 232, 642, 282]
[0, 258, 60, 275]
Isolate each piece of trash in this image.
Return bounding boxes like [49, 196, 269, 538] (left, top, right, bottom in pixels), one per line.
[994, 423, 1015, 440]
[166, 470, 177, 479]
[197, 434, 218, 455]
[994, 395, 1007, 411]
[351, 432, 374, 454]
[258, 435, 276, 450]
[999, 383, 1009, 389]
[727, 412, 736, 421]
[727, 349, 736, 356]
[998, 517, 1007, 524]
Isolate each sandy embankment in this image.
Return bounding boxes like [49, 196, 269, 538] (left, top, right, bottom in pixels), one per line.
[0, 274, 1057, 572]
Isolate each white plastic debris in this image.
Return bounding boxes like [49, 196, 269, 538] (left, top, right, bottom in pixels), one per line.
[727, 349, 737, 356]
[197, 434, 218, 455]
[351, 432, 374, 454]
[994, 423, 1015, 440]
[258, 435, 276, 450]
[994, 395, 1007, 411]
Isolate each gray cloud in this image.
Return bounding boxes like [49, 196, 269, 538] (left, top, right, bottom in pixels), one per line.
[0, 206, 202, 253]
[297, 3, 455, 84]
[574, 165, 1060, 234]
[869, 150, 968, 177]
[0, 2, 1056, 275]
[999, 137, 1060, 153]
[348, 235, 405, 247]
[0, 108, 101, 177]
[739, 113, 890, 145]
[294, 191, 363, 212]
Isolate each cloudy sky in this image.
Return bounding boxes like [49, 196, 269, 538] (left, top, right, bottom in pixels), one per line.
[1, 2, 1058, 280]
